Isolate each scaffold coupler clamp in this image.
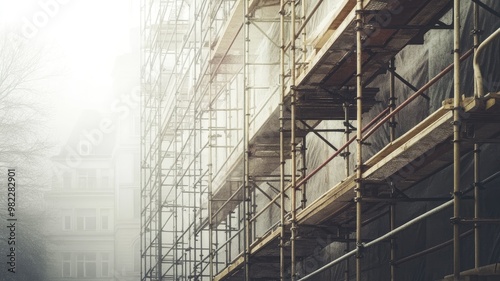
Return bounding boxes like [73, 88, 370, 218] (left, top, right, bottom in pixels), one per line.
[356, 242, 365, 258]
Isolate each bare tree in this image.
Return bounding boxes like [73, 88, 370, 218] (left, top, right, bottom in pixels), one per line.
[0, 33, 51, 159]
[0, 32, 52, 281]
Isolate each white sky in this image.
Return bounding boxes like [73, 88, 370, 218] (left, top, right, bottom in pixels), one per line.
[0, 0, 139, 144]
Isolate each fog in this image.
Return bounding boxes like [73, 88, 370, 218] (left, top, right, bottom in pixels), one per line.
[0, 1, 140, 280]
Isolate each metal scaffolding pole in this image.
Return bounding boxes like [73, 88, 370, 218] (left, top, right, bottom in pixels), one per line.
[139, 1, 146, 279]
[192, 0, 199, 278]
[157, 28, 164, 281]
[208, 55, 214, 281]
[208, 0, 214, 279]
[343, 101, 351, 281]
[474, 142, 481, 268]
[290, 0, 298, 279]
[279, 0, 286, 279]
[343, 103, 351, 178]
[301, 0, 307, 68]
[174, 2, 180, 276]
[355, 1, 364, 280]
[389, 57, 397, 281]
[300, 137, 307, 209]
[244, 0, 252, 279]
[473, 1, 481, 271]
[452, 0, 462, 280]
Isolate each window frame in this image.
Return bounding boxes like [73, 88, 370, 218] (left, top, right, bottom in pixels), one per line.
[62, 253, 71, 277]
[76, 253, 97, 278]
[76, 209, 97, 231]
[101, 253, 109, 277]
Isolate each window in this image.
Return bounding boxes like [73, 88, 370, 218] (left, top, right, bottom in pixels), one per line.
[100, 209, 110, 231]
[101, 253, 109, 277]
[62, 209, 72, 231]
[63, 215, 71, 231]
[78, 170, 97, 189]
[76, 253, 96, 278]
[62, 253, 71, 277]
[76, 209, 96, 231]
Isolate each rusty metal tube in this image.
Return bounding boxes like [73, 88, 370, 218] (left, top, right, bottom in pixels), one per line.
[355, 0, 364, 280]
[473, 1, 481, 270]
[243, 0, 251, 279]
[452, 1, 462, 280]
[474, 27, 500, 98]
[474, 143, 481, 269]
[290, 0, 298, 279]
[389, 58, 397, 281]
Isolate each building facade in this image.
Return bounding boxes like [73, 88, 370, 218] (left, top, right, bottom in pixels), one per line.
[140, 0, 500, 280]
[46, 112, 117, 281]
[45, 50, 141, 281]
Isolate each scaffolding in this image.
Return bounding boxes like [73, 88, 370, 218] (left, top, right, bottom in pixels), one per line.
[141, 0, 500, 280]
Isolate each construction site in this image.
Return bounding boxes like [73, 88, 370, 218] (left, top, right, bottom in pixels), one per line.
[140, 0, 500, 280]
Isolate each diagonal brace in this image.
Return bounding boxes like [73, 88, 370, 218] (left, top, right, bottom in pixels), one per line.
[300, 120, 338, 151]
[471, 0, 500, 19]
[250, 21, 281, 49]
[253, 182, 281, 208]
[388, 68, 430, 101]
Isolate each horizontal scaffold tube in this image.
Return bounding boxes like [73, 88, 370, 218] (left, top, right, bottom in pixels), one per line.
[298, 169, 500, 280]
[298, 200, 453, 281]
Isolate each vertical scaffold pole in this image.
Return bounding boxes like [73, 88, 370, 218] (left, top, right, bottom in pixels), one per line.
[452, 0, 461, 280]
[355, 1, 364, 281]
[473, 0, 481, 270]
[243, 0, 251, 280]
[195, 4, 202, 278]
[301, 0, 307, 65]
[208, 31, 214, 281]
[389, 58, 396, 281]
[139, 2, 145, 279]
[344, 232, 350, 281]
[173, 1, 180, 276]
[191, 0, 198, 278]
[343, 103, 351, 178]
[300, 137, 307, 209]
[208, 0, 214, 278]
[473, 143, 481, 268]
[343, 102, 351, 281]
[174, 86, 179, 281]
[279, 0, 286, 279]
[290, 0, 298, 280]
[389, 58, 396, 142]
[157, 9, 164, 277]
